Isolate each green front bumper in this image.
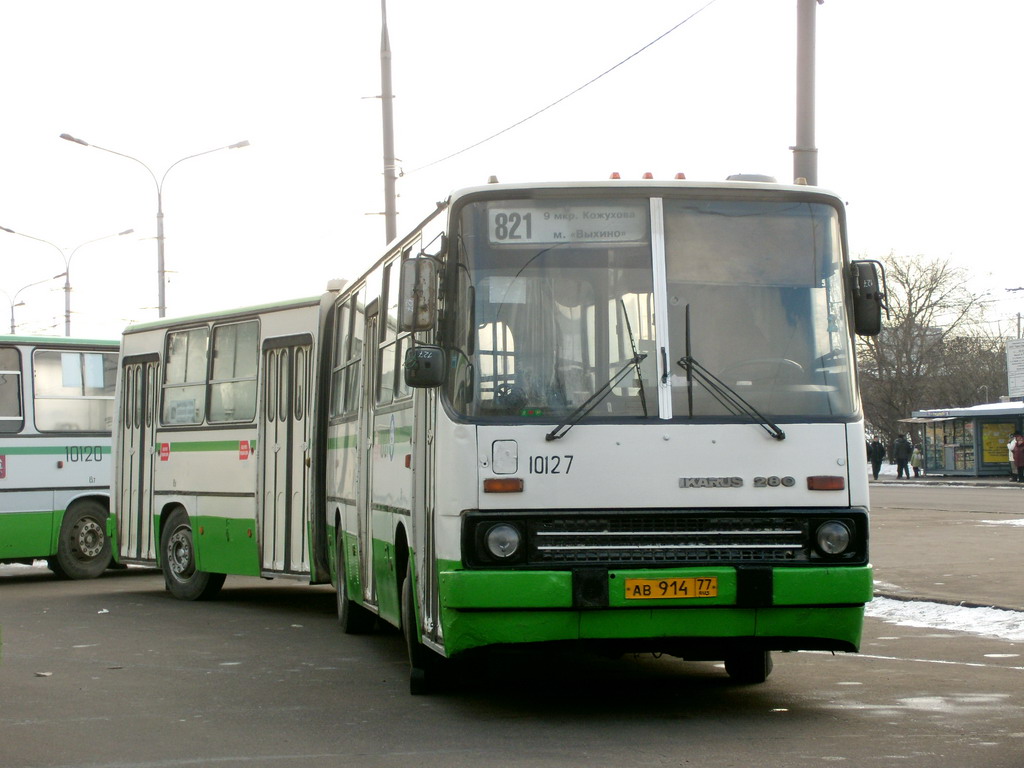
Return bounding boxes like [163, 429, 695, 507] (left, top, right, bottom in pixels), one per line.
[437, 564, 872, 657]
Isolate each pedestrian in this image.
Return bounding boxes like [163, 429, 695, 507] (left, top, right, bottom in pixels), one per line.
[867, 438, 885, 480]
[1013, 434, 1024, 484]
[893, 434, 912, 479]
[1007, 433, 1020, 481]
[910, 445, 923, 477]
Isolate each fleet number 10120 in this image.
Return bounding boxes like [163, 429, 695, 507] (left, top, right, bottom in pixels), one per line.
[65, 446, 103, 462]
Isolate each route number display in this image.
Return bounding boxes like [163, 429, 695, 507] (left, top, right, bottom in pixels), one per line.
[487, 203, 648, 245]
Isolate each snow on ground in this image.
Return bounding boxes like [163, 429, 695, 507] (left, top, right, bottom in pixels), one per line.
[867, 596, 1024, 643]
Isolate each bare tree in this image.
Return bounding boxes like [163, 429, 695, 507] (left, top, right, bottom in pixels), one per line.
[856, 253, 999, 442]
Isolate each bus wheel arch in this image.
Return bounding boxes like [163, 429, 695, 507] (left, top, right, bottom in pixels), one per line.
[51, 498, 112, 580]
[158, 505, 225, 601]
[397, 527, 441, 694]
[335, 511, 375, 634]
[393, 524, 409, 602]
[401, 557, 435, 694]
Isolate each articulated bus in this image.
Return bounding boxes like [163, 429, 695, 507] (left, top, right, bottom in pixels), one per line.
[111, 179, 884, 693]
[0, 335, 119, 578]
[113, 297, 334, 598]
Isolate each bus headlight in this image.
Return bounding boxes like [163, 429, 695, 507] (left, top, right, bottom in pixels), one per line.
[484, 523, 521, 560]
[815, 520, 851, 555]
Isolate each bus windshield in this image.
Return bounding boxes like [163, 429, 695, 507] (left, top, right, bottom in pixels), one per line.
[445, 193, 857, 423]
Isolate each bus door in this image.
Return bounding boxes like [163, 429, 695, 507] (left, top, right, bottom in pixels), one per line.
[355, 303, 379, 606]
[259, 335, 313, 575]
[118, 355, 159, 561]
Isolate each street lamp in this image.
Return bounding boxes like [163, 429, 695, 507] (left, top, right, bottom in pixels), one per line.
[60, 133, 250, 318]
[0, 273, 65, 334]
[1, 226, 133, 336]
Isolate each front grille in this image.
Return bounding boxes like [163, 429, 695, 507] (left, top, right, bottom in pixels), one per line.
[529, 515, 808, 565]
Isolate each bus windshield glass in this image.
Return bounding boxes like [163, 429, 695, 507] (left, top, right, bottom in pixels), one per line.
[445, 193, 856, 423]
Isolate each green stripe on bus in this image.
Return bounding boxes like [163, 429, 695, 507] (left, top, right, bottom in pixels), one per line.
[0, 445, 111, 456]
[165, 440, 258, 453]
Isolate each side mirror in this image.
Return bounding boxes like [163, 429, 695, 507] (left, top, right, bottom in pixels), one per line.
[404, 345, 447, 388]
[850, 260, 885, 336]
[399, 257, 438, 332]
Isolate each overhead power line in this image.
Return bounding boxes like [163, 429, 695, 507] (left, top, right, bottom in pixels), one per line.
[404, 0, 720, 176]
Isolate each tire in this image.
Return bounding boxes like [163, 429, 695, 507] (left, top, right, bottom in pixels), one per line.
[54, 500, 112, 580]
[159, 508, 226, 601]
[725, 650, 773, 684]
[401, 561, 440, 695]
[336, 534, 375, 634]
[46, 557, 69, 579]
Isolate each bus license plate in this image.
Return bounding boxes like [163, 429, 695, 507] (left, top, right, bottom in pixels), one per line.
[624, 577, 718, 600]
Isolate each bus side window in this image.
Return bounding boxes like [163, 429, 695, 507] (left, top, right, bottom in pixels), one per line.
[344, 291, 365, 414]
[209, 321, 259, 423]
[0, 347, 24, 433]
[378, 262, 401, 405]
[162, 328, 209, 426]
[33, 350, 116, 432]
[330, 300, 351, 417]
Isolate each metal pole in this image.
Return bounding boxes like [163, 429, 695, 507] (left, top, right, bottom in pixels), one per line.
[61, 134, 248, 318]
[380, 0, 398, 244]
[61, 229, 133, 335]
[156, 190, 166, 317]
[792, 0, 818, 185]
[64, 271, 71, 337]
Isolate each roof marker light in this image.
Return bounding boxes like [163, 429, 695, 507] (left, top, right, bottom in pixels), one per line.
[675, 172, 686, 179]
[609, 172, 621, 179]
[642, 172, 654, 179]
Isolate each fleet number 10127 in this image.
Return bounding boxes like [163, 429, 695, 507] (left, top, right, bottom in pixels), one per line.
[528, 455, 573, 474]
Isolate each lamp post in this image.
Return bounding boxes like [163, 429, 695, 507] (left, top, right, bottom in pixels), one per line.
[60, 134, 250, 318]
[0, 273, 65, 334]
[1, 226, 133, 336]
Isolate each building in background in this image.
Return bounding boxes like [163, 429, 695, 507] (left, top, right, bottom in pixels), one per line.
[903, 402, 1024, 477]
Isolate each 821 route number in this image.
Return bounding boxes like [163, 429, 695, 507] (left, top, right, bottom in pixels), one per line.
[492, 212, 533, 241]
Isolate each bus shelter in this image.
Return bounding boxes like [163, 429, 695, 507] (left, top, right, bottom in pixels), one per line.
[902, 403, 1024, 477]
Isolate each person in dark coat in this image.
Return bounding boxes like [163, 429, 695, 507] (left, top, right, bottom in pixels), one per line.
[1013, 434, 1024, 483]
[893, 435, 912, 479]
[867, 439, 885, 480]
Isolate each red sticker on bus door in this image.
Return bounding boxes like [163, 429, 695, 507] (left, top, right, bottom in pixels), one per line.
[160, 443, 170, 461]
[239, 440, 250, 460]
[0, 455, 6, 479]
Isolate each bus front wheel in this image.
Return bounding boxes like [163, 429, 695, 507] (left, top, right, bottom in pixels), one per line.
[725, 650, 773, 684]
[401, 562, 441, 695]
[52, 500, 112, 580]
[336, 535, 375, 634]
[160, 508, 225, 601]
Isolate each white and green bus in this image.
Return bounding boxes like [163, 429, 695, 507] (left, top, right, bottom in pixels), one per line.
[0, 336, 119, 578]
[112, 296, 336, 598]
[112, 179, 884, 692]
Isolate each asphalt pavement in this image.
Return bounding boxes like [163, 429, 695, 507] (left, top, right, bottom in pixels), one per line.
[867, 477, 1024, 613]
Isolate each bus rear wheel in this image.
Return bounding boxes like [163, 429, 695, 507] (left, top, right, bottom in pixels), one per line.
[53, 500, 112, 580]
[725, 650, 773, 684]
[160, 508, 225, 601]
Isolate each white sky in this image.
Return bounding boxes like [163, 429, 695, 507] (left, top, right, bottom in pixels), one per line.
[2, 0, 1022, 339]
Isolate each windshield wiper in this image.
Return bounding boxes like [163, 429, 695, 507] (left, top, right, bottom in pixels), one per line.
[677, 304, 785, 441]
[546, 353, 647, 441]
[621, 299, 648, 419]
